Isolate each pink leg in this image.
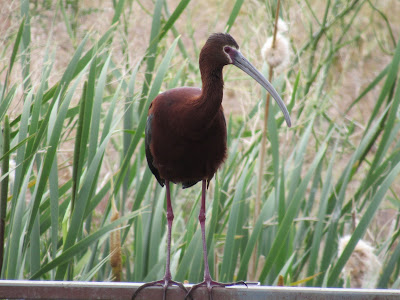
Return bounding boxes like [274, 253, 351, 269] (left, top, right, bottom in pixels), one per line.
[185, 180, 247, 300]
[164, 181, 174, 281]
[132, 181, 187, 300]
[199, 180, 212, 282]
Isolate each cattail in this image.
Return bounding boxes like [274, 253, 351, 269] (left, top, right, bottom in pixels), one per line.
[253, 5, 290, 281]
[261, 33, 290, 70]
[110, 210, 122, 282]
[277, 275, 285, 286]
[276, 18, 289, 34]
[338, 235, 381, 288]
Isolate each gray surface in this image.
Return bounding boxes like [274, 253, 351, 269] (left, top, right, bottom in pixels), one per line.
[0, 280, 399, 299]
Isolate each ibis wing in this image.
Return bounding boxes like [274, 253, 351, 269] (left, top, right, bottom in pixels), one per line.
[145, 114, 165, 187]
[182, 180, 198, 189]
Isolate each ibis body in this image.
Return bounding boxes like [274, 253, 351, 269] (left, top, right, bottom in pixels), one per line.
[133, 33, 291, 300]
[146, 86, 227, 188]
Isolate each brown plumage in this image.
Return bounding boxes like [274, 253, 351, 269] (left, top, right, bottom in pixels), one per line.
[147, 87, 227, 188]
[133, 33, 291, 300]
[145, 34, 239, 189]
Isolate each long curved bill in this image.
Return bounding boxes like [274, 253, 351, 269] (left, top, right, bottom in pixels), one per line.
[231, 49, 291, 127]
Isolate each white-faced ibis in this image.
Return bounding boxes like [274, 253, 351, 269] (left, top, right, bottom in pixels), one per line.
[132, 33, 291, 300]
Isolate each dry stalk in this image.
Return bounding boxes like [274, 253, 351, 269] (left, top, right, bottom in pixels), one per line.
[251, 0, 281, 281]
[110, 195, 122, 281]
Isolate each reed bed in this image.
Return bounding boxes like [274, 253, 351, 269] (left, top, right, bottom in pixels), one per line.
[0, 0, 399, 289]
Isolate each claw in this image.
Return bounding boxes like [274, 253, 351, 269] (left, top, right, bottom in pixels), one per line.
[185, 280, 247, 300]
[132, 279, 188, 300]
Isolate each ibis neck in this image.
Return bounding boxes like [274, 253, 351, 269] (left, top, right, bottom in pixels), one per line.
[197, 67, 224, 123]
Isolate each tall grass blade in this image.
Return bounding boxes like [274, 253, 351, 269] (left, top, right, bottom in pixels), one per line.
[367, 79, 400, 175]
[25, 66, 86, 252]
[306, 141, 338, 286]
[220, 161, 253, 281]
[1, 18, 24, 101]
[0, 116, 10, 276]
[6, 159, 34, 279]
[49, 155, 59, 278]
[147, 191, 164, 278]
[225, 0, 244, 33]
[259, 129, 331, 283]
[160, 0, 191, 40]
[55, 119, 117, 279]
[237, 192, 274, 279]
[365, 38, 400, 132]
[345, 64, 389, 114]
[111, 0, 125, 25]
[328, 161, 400, 286]
[88, 55, 111, 166]
[175, 229, 201, 281]
[114, 37, 179, 195]
[378, 236, 400, 288]
[20, 0, 31, 92]
[31, 211, 139, 279]
[60, 2, 74, 43]
[10, 89, 33, 229]
[139, 0, 163, 112]
[123, 62, 141, 215]
[0, 85, 17, 121]
[72, 82, 88, 212]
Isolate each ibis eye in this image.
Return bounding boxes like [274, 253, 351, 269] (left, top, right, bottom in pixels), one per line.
[224, 46, 231, 53]
[223, 46, 235, 64]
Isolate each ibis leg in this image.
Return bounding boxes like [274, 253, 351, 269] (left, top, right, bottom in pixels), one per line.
[132, 181, 187, 300]
[200, 179, 212, 282]
[185, 180, 247, 300]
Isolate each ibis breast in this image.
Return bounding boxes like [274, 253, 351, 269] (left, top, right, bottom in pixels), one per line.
[145, 87, 227, 188]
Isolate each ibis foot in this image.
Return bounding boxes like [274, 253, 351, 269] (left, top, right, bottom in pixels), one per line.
[185, 278, 247, 300]
[132, 278, 189, 300]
